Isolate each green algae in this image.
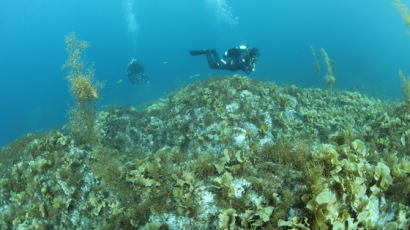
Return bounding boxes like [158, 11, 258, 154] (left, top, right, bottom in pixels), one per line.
[0, 75, 409, 229]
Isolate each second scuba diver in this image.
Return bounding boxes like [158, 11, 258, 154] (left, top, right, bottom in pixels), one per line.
[126, 58, 149, 85]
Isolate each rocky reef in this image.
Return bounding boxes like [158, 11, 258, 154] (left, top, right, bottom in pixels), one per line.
[0, 75, 408, 229]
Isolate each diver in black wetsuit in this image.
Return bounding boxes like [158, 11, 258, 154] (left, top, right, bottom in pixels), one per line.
[126, 58, 149, 85]
[190, 45, 260, 75]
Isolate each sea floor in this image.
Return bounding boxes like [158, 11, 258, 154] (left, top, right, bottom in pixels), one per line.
[0, 75, 408, 229]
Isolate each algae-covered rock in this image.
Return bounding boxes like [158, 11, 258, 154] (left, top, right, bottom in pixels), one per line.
[0, 76, 408, 229]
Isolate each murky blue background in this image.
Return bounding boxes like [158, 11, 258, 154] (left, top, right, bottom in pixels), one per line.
[1, 0, 409, 146]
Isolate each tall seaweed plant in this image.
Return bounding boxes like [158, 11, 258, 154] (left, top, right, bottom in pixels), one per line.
[62, 32, 102, 144]
[394, 0, 410, 104]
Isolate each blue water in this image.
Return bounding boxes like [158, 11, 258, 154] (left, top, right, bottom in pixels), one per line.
[1, 0, 409, 146]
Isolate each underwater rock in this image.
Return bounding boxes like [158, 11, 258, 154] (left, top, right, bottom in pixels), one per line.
[0, 76, 408, 229]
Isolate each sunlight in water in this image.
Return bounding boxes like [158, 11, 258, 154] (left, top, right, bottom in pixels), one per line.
[206, 0, 239, 27]
[124, 0, 138, 33]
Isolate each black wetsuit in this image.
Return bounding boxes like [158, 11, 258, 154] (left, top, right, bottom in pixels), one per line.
[127, 60, 148, 85]
[190, 46, 258, 75]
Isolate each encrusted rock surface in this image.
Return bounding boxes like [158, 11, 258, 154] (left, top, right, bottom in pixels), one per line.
[1, 76, 408, 229]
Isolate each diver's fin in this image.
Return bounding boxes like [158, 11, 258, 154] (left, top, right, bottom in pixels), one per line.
[189, 50, 208, 56]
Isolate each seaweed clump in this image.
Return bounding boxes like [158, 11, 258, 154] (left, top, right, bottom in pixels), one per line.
[320, 48, 336, 90]
[398, 69, 410, 104]
[63, 32, 102, 143]
[395, 0, 410, 29]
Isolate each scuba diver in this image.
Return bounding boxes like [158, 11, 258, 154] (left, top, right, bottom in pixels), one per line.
[126, 58, 149, 85]
[189, 45, 260, 75]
